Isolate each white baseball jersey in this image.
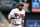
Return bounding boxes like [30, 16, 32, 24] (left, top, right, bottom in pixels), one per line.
[8, 8, 25, 27]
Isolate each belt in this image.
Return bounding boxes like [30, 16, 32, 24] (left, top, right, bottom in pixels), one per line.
[12, 23, 20, 26]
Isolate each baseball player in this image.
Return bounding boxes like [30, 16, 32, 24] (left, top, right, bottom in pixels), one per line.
[8, 4, 25, 27]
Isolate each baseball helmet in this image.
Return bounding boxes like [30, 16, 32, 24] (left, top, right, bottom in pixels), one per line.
[19, 3, 24, 6]
[17, 3, 24, 7]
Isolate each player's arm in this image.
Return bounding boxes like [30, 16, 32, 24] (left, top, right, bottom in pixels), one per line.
[8, 9, 15, 23]
[21, 17, 24, 27]
[8, 9, 15, 20]
[8, 14, 14, 19]
[21, 12, 25, 27]
[21, 23, 24, 27]
[8, 14, 13, 24]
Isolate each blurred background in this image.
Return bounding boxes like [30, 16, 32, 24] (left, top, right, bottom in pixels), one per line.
[0, 0, 31, 27]
[32, 0, 40, 13]
[25, 0, 40, 27]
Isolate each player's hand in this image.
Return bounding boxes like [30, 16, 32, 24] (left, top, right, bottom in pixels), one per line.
[21, 23, 24, 27]
[15, 16, 19, 19]
[17, 16, 19, 19]
[10, 16, 13, 19]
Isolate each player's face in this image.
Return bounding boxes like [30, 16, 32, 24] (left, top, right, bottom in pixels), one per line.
[19, 6, 23, 10]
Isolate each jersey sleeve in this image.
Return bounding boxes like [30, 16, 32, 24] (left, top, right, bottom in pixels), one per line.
[21, 11, 25, 23]
[10, 9, 15, 16]
[8, 9, 15, 19]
